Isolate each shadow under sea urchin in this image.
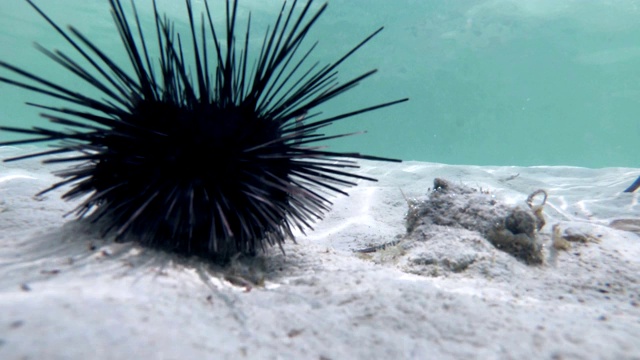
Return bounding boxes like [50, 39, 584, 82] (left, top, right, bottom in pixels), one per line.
[0, 0, 408, 261]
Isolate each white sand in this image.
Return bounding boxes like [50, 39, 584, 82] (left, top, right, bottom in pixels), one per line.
[1, 146, 639, 359]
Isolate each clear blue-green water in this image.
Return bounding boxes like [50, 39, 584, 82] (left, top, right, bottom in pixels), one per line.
[1, 0, 639, 168]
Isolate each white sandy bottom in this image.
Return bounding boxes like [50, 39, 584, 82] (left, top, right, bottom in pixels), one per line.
[1, 147, 639, 359]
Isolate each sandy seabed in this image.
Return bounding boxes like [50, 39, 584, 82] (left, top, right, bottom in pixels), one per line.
[0, 146, 639, 360]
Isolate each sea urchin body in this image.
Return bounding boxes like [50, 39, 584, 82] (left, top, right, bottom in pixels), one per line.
[0, 0, 407, 261]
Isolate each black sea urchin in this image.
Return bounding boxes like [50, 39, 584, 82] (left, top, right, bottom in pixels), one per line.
[0, 0, 407, 261]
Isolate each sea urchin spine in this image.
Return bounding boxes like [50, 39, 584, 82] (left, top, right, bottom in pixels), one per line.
[0, 0, 408, 261]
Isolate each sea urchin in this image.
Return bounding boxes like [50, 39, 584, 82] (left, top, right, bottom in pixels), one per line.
[0, 0, 407, 261]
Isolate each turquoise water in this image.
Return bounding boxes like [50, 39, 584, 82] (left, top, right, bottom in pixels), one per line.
[1, 0, 639, 167]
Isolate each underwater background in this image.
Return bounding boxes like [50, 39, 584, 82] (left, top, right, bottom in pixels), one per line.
[0, 0, 638, 168]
